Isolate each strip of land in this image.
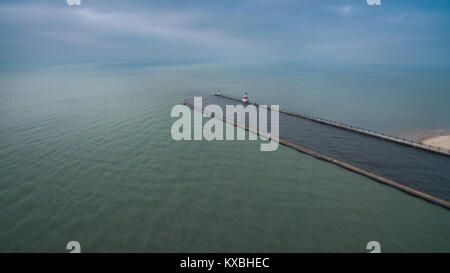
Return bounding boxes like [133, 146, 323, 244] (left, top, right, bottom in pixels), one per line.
[420, 134, 450, 151]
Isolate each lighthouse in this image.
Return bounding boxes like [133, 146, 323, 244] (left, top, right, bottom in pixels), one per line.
[242, 92, 249, 103]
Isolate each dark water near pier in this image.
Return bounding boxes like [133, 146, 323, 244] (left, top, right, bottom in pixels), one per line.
[198, 94, 450, 203]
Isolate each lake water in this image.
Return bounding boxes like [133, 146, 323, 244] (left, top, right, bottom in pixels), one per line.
[0, 62, 449, 252]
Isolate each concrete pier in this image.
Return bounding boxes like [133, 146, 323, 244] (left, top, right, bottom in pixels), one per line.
[182, 95, 450, 210]
[215, 93, 450, 157]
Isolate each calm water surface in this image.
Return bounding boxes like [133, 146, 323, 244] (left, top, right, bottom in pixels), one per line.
[0, 62, 449, 252]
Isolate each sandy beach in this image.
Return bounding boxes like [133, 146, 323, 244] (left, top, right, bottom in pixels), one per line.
[419, 134, 450, 150]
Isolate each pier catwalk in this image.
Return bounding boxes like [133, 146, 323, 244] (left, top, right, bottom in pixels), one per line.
[183, 94, 450, 209]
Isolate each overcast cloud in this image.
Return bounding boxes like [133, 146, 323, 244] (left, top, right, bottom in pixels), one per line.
[0, 0, 449, 65]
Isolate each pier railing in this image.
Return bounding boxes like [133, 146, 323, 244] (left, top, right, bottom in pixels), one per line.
[213, 93, 450, 157]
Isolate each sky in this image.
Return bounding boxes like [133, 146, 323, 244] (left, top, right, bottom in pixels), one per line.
[0, 0, 449, 66]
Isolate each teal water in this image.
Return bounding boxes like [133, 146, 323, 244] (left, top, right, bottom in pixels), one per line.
[0, 62, 449, 252]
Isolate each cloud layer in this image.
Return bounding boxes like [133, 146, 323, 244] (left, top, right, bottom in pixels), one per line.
[0, 0, 449, 65]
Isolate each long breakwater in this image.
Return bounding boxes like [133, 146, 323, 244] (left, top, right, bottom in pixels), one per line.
[183, 93, 450, 210]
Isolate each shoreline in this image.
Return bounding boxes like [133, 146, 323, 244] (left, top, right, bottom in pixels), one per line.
[419, 134, 450, 151]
